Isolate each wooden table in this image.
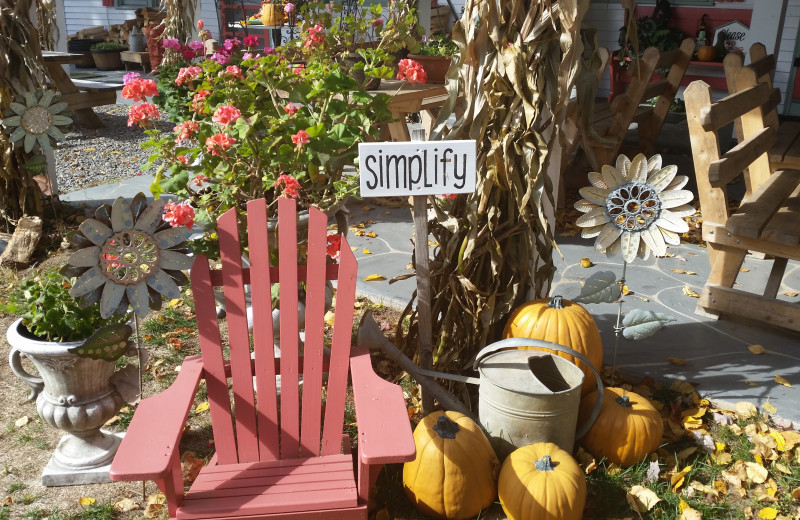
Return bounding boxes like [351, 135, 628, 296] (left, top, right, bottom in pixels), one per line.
[42, 51, 112, 129]
[369, 80, 452, 141]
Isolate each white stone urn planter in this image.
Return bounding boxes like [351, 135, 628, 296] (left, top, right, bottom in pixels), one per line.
[7, 318, 126, 486]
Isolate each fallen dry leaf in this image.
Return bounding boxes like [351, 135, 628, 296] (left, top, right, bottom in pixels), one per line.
[363, 274, 386, 281]
[735, 401, 758, 419]
[679, 507, 702, 520]
[762, 402, 777, 415]
[363, 249, 372, 255]
[783, 291, 799, 297]
[78, 497, 95, 506]
[195, 402, 210, 414]
[683, 286, 700, 298]
[740, 267, 750, 272]
[671, 465, 693, 492]
[671, 269, 697, 275]
[182, 454, 205, 486]
[745, 462, 768, 484]
[744, 381, 759, 387]
[774, 375, 792, 388]
[748, 344, 766, 355]
[757, 507, 778, 519]
[113, 498, 140, 512]
[15, 416, 30, 428]
[626, 485, 661, 513]
[580, 257, 593, 268]
[668, 357, 687, 366]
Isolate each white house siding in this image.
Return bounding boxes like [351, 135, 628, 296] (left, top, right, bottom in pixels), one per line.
[778, 0, 800, 114]
[64, 1, 137, 37]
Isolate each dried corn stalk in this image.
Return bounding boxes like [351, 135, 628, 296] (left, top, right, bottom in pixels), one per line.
[398, 0, 589, 376]
[0, 0, 47, 226]
[35, 0, 56, 51]
[160, 0, 197, 67]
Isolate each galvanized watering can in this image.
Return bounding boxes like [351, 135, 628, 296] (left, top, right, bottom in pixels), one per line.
[471, 338, 604, 457]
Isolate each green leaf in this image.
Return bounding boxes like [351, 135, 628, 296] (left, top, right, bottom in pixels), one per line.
[621, 309, 676, 340]
[574, 271, 620, 304]
[69, 324, 134, 361]
[159, 170, 189, 195]
[305, 123, 325, 138]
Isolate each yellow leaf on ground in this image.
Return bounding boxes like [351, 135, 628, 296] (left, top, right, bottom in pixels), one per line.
[714, 480, 728, 495]
[683, 286, 700, 298]
[671, 269, 697, 275]
[580, 257, 593, 268]
[762, 402, 777, 414]
[745, 462, 768, 484]
[78, 497, 95, 506]
[626, 485, 661, 513]
[740, 267, 750, 272]
[748, 344, 766, 355]
[781, 430, 800, 450]
[757, 507, 778, 519]
[363, 274, 386, 281]
[774, 375, 792, 388]
[362, 249, 372, 254]
[791, 487, 800, 499]
[622, 285, 632, 295]
[680, 507, 703, 520]
[745, 381, 759, 387]
[113, 498, 140, 512]
[773, 462, 792, 475]
[689, 480, 719, 497]
[668, 357, 687, 366]
[784, 291, 799, 297]
[671, 465, 693, 492]
[195, 402, 210, 414]
[14, 416, 30, 428]
[324, 310, 336, 326]
[168, 298, 183, 308]
[735, 402, 758, 419]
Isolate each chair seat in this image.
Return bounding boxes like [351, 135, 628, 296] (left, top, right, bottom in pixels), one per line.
[177, 454, 359, 519]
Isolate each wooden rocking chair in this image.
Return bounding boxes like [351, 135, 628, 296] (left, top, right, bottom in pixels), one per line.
[110, 197, 416, 519]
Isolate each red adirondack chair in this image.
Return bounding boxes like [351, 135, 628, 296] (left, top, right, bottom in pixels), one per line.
[110, 197, 416, 519]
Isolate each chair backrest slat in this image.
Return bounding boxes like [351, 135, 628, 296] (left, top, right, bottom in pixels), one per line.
[191, 254, 238, 464]
[700, 82, 772, 132]
[709, 126, 776, 187]
[736, 66, 775, 196]
[247, 199, 280, 460]
[218, 209, 260, 462]
[277, 197, 301, 459]
[299, 207, 329, 457]
[320, 242, 357, 456]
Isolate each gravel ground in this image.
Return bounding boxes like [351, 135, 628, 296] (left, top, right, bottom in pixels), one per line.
[53, 104, 174, 194]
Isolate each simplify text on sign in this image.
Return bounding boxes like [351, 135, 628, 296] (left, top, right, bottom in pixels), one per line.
[358, 140, 476, 197]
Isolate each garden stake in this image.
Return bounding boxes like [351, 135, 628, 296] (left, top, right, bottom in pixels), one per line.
[610, 260, 627, 384]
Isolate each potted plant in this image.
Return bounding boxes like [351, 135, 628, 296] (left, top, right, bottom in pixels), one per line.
[407, 33, 458, 83]
[90, 41, 128, 70]
[3, 193, 193, 485]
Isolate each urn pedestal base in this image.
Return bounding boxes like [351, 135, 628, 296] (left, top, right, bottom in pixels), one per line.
[42, 431, 124, 487]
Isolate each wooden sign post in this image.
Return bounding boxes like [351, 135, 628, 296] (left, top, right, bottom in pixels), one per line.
[358, 140, 476, 413]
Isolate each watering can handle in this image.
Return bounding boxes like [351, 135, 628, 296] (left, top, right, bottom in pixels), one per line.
[473, 338, 604, 440]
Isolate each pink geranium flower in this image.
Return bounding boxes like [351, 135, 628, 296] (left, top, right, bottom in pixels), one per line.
[303, 24, 324, 49]
[163, 201, 196, 229]
[397, 59, 427, 85]
[192, 174, 209, 186]
[175, 65, 203, 86]
[212, 104, 242, 126]
[273, 174, 302, 198]
[291, 129, 310, 151]
[121, 78, 159, 102]
[127, 103, 160, 128]
[174, 120, 200, 143]
[205, 132, 237, 156]
[176, 155, 190, 165]
[283, 103, 299, 117]
[243, 35, 259, 48]
[223, 65, 244, 79]
[192, 90, 211, 113]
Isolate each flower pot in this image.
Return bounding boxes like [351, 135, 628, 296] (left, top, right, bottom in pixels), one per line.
[407, 54, 452, 84]
[67, 38, 103, 68]
[90, 49, 125, 71]
[260, 3, 285, 26]
[7, 319, 126, 485]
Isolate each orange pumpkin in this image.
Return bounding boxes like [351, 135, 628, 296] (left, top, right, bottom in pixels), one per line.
[697, 45, 716, 62]
[502, 295, 602, 396]
[578, 387, 664, 467]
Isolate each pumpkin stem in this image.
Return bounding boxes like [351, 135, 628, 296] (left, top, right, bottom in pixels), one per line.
[433, 416, 460, 439]
[535, 455, 554, 472]
[548, 295, 564, 309]
[616, 395, 633, 408]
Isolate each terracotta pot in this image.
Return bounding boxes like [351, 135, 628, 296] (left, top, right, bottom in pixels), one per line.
[407, 54, 452, 84]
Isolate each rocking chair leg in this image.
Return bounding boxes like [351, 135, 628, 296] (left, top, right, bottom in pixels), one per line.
[155, 450, 184, 518]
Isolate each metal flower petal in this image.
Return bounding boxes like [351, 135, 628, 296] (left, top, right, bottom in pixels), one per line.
[574, 153, 695, 261]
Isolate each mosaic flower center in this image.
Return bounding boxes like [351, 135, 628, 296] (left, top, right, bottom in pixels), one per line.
[100, 231, 160, 284]
[20, 106, 53, 135]
[605, 181, 661, 232]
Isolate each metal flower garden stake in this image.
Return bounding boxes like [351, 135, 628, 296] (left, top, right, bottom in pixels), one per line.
[573, 153, 695, 380]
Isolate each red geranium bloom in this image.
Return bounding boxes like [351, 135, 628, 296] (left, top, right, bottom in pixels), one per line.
[121, 78, 159, 102]
[192, 174, 209, 186]
[291, 129, 310, 151]
[173, 120, 199, 142]
[273, 174, 302, 198]
[212, 104, 242, 126]
[283, 103, 299, 117]
[176, 155, 190, 165]
[127, 103, 160, 128]
[192, 90, 211, 113]
[326, 233, 341, 259]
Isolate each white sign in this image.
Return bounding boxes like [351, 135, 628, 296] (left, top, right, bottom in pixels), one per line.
[358, 140, 476, 197]
[713, 21, 749, 53]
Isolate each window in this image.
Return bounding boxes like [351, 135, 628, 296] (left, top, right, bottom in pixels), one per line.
[115, 0, 159, 9]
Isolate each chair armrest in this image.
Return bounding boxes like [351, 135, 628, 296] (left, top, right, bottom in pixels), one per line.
[350, 346, 416, 465]
[110, 355, 205, 482]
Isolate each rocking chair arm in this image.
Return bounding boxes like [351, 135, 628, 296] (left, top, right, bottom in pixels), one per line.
[350, 346, 416, 465]
[110, 355, 205, 482]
